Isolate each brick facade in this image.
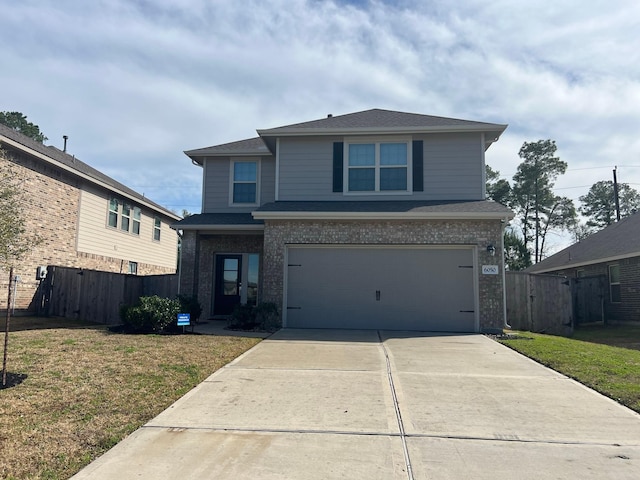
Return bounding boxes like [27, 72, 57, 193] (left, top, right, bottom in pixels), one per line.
[178, 231, 264, 319]
[181, 218, 507, 331]
[261, 219, 506, 332]
[0, 147, 175, 312]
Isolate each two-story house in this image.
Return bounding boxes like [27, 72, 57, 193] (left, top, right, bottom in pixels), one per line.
[0, 123, 180, 313]
[175, 109, 513, 332]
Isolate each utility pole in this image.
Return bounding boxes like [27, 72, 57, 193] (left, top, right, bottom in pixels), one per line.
[613, 166, 621, 222]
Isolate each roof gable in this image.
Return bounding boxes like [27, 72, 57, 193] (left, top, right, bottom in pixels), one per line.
[528, 212, 640, 273]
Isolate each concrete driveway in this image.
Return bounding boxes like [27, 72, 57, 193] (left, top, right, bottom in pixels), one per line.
[72, 329, 640, 479]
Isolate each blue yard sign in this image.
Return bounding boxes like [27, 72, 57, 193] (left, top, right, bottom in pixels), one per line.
[177, 313, 191, 326]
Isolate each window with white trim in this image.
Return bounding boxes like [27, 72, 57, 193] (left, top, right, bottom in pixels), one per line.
[128, 261, 138, 275]
[108, 198, 119, 228]
[609, 264, 621, 303]
[132, 207, 141, 235]
[345, 140, 410, 193]
[230, 160, 259, 205]
[121, 203, 131, 232]
[153, 217, 161, 241]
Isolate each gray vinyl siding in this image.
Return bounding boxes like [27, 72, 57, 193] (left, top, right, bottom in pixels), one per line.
[277, 133, 485, 201]
[202, 155, 276, 213]
[278, 137, 341, 201]
[421, 133, 484, 200]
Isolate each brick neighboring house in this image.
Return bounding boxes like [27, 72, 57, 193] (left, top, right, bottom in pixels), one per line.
[174, 109, 514, 332]
[0, 123, 180, 313]
[527, 212, 640, 322]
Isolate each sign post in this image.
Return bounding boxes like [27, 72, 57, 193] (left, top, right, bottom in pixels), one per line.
[177, 313, 191, 333]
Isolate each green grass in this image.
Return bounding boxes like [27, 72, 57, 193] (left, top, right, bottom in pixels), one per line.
[498, 324, 640, 413]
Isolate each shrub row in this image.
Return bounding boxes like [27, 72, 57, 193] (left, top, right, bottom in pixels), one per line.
[119, 295, 202, 333]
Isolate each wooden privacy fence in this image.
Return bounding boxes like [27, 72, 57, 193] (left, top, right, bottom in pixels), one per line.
[505, 272, 573, 335]
[37, 266, 178, 324]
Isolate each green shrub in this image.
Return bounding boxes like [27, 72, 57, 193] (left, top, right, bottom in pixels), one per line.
[120, 295, 181, 333]
[227, 304, 258, 330]
[255, 302, 280, 332]
[227, 302, 280, 331]
[177, 294, 202, 323]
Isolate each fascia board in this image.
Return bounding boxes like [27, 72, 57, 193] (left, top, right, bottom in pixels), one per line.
[251, 211, 514, 221]
[2, 135, 181, 221]
[186, 151, 273, 166]
[531, 251, 640, 274]
[173, 224, 265, 231]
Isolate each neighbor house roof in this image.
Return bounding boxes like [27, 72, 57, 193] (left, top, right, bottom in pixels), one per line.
[252, 200, 514, 221]
[0, 123, 180, 220]
[185, 109, 508, 161]
[527, 212, 640, 273]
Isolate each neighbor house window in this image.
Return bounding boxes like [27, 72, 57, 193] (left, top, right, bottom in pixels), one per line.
[346, 140, 409, 192]
[230, 160, 258, 204]
[153, 217, 161, 241]
[609, 264, 621, 303]
[108, 198, 119, 228]
[128, 261, 138, 275]
[121, 204, 131, 232]
[132, 207, 141, 235]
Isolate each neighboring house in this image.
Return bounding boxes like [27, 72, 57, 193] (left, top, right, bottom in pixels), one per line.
[0, 123, 180, 312]
[174, 109, 513, 332]
[527, 212, 640, 322]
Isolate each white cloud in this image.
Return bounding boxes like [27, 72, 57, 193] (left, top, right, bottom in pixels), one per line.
[1, 0, 639, 250]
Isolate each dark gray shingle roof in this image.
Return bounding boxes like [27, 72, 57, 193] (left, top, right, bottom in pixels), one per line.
[257, 109, 507, 134]
[255, 200, 513, 215]
[0, 123, 179, 220]
[527, 212, 640, 273]
[172, 213, 263, 229]
[184, 137, 270, 158]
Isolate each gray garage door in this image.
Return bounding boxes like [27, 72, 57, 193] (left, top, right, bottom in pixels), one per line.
[285, 246, 477, 332]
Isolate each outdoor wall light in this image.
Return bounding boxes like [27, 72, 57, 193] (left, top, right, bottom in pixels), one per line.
[486, 244, 496, 256]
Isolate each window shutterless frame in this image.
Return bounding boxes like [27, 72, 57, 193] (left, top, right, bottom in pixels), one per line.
[153, 217, 161, 241]
[343, 137, 412, 195]
[108, 198, 119, 228]
[229, 159, 260, 206]
[609, 264, 621, 303]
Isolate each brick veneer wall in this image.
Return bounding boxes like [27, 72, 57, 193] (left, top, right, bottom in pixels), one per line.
[0, 148, 174, 312]
[262, 218, 506, 332]
[178, 232, 264, 319]
[550, 256, 640, 322]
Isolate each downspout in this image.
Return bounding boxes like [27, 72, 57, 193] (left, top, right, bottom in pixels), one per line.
[176, 230, 183, 295]
[501, 218, 511, 330]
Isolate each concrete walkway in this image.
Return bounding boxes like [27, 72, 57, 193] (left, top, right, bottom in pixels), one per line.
[72, 329, 640, 479]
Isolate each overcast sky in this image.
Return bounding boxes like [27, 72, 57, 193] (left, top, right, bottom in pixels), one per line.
[2, 0, 639, 253]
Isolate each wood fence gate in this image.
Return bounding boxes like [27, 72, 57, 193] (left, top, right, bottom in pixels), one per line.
[571, 275, 606, 324]
[505, 272, 573, 335]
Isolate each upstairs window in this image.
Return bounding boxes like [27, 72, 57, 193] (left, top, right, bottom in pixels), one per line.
[345, 140, 410, 193]
[121, 204, 131, 232]
[153, 217, 161, 241]
[132, 207, 141, 235]
[230, 160, 258, 205]
[108, 198, 119, 228]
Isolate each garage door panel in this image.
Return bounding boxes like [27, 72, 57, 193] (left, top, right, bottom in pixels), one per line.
[286, 247, 476, 332]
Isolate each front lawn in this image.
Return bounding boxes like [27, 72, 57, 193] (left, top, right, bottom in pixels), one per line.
[0, 317, 261, 480]
[498, 324, 640, 414]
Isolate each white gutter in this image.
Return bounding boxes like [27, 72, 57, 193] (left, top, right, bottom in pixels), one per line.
[1, 135, 180, 221]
